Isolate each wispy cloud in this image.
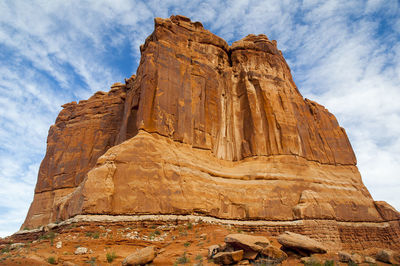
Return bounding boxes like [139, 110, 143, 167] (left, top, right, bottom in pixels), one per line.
[0, 0, 399, 237]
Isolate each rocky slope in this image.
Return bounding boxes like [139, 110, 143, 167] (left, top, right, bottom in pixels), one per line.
[2, 221, 399, 265]
[21, 15, 400, 250]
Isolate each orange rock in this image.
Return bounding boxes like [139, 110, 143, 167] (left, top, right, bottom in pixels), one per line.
[118, 16, 356, 164]
[22, 83, 128, 228]
[374, 201, 400, 221]
[224, 234, 270, 259]
[376, 249, 400, 264]
[122, 246, 157, 266]
[278, 231, 327, 254]
[213, 250, 244, 265]
[21, 15, 400, 251]
[260, 245, 288, 263]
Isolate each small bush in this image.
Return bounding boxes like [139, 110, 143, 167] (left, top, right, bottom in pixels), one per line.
[183, 241, 191, 247]
[187, 223, 193, 230]
[324, 260, 335, 266]
[1, 245, 10, 253]
[176, 252, 190, 264]
[106, 251, 117, 263]
[86, 257, 96, 266]
[47, 256, 57, 265]
[40, 231, 55, 240]
[348, 261, 357, 266]
[179, 230, 188, 237]
[40, 231, 56, 246]
[86, 231, 100, 239]
[195, 254, 203, 261]
[154, 230, 161, 235]
[304, 258, 322, 266]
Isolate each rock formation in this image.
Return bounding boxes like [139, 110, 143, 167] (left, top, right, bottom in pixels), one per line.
[22, 15, 400, 250]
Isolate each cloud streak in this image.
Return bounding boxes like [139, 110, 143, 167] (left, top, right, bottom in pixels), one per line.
[0, 0, 399, 237]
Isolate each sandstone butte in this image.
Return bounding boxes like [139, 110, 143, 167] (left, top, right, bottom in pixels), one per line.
[21, 15, 400, 251]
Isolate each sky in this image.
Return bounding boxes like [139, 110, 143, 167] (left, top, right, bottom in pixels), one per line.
[0, 0, 399, 237]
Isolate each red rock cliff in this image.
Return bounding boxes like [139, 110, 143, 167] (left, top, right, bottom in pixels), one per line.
[22, 15, 399, 250]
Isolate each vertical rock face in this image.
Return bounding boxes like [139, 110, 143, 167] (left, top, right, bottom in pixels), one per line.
[22, 15, 399, 250]
[36, 84, 128, 193]
[117, 16, 356, 164]
[23, 84, 128, 226]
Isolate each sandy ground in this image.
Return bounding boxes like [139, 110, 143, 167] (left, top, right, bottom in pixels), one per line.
[0, 221, 393, 265]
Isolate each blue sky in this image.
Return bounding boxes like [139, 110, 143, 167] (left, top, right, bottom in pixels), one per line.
[0, 0, 399, 237]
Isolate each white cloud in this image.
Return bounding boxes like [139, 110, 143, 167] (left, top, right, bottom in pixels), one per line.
[0, 0, 399, 237]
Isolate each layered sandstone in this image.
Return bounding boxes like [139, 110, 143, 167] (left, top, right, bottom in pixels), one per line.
[24, 83, 129, 226]
[22, 15, 399, 250]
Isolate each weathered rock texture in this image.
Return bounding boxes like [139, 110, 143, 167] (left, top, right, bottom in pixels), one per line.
[24, 84, 128, 227]
[22, 15, 400, 250]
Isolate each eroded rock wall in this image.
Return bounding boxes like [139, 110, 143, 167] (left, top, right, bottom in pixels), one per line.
[56, 131, 379, 223]
[23, 84, 128, 227]
[116, 16, 356, 164]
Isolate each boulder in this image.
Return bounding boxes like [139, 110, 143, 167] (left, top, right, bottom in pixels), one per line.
[351, 253, 363, 264]
[74, 247, 87, 255]
[122, 246, 157, 266]
[63, 262, 77, 266]
[10, 243, 24, 250]
[277, 231, 327, 255]
[260, 245, 288, 263]
[225, 234, 270, 259]
[364, 256, 376, 264]
[208, 245, 221, 258]
[376, 249, 400, 264]
[338, 251, 352, 262]
[213, 250, 244, 265]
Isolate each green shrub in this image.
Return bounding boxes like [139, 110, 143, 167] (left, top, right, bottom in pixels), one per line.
[86, 231, 100, 239]
[183, 241, 191, 247]
[106, 251, 117, 263]
[195, 254, 203, 261]
[40, 231, 56, 246]
[176, 252, 190, 264]
[187, 223, 193, 230]
[86, 257, 96, 266]
[179, 230, 188, 237]
[304, 258, 322, 266]
[47, 256, 57, 265]
[348, 261, 358, 266]
[1, 245, 10, 253]
[324, 260, 335, 266]
[40, 231, 55, 240]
